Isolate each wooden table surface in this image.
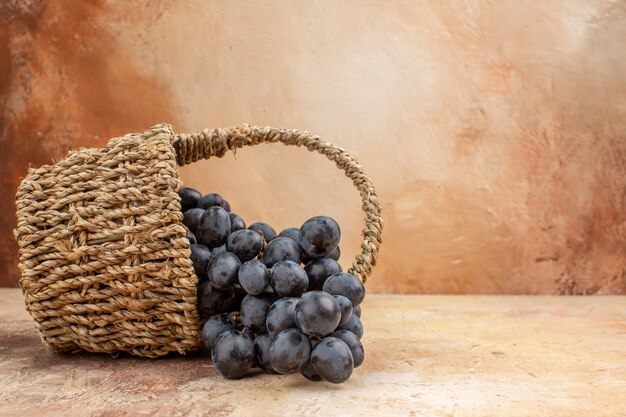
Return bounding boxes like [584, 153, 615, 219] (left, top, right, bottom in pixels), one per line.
[1, 288, 625, 417]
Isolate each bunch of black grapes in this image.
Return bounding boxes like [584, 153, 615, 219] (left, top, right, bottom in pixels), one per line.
[179, 187, 365, 383]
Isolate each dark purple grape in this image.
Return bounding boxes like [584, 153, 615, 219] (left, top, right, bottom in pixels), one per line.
[179, 187, 202, 212]
[190, 244, 212, 278]
[197, 280, 236, 318]
[202, 314, 235, 351]
[270, 261, 308, 297]
[253, 334, 276, 373]
[299, 339, 321, 381]
[263, 237, 301, 268]
[328, 246, 340, 261]
[337, 315, 363, 339]
[248, 222, 277, 243]
[332, 330, 364, 368]
[238, 260, 269, 295]
[333, 295, 353, 325]
[311, 337, 353, 383]
[183, 208, 205, 235]
[229, 213, 246, 233]
[187, 231, 198, 245]
[295, 291, 341, 338]
[299, 216, 340, 258]
[222, 200, 231, 212]
[299, 360, 322, 381]
[322, 272, 365, 306]
[353, 305, 361, 318]
[211, 330, 255, 379]
[278, 227, 300, 243]
[300, 251, 312, 265]
[207, 252, 241, 290]
[198, 193, 225, 210]
[211, 244, 227, 256]
[241, 294, 273, 334]
[266, 297, 298, 337]
[269, 329, 311, 374]
[197, 207, 231, 248]
[304, 258, 342, 291]
[227, 229, 263, 262]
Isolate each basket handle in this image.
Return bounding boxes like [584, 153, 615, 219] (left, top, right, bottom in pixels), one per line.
[172, 125, 382, 283]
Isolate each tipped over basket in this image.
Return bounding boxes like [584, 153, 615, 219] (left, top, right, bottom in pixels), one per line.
[14, 124, 383, 357]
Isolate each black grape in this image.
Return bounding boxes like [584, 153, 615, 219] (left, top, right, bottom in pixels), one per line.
[211, 244, 227, 256]
[211, 330, 255, 379]
[188, 231, 198, 245]
[328, 246, 340, 261]
[238, 260, 269, 295]
[229, 213, 246, 233]
[270, 261, 308, 297]
[332, 330, 364, 368]
[300, 251, 312, 265]
[202, 314, 235, 351]
[263, 237, 301, 268]
[197, 280, 236, 318]
[207, 252, 241, 290]
[183, 208, 205, 235]
[240, 294, 273, 335]
[304, 258, 342, 291]
[278, 227, 300, 243]
[198, 193, 225, 210]
[248, 222, 277, 243]
[222, 200, 231, 212]
[266, 297, 298, 338]
[197, 206, 231, 248]
[269, 329, 311, 374]
[190, 244, 212, 279]
[337, 315, 364, 339]
[353, 304, 361, 318]
[299, 339, 322, 381]
[253, 334, 276, 373]
[294, 291, 341, 338]
[310, 337, 353, 383]
[299, 360, 322, 382]
[179, 187, 202, 212]
[299, 216, 340, 258]
[227, 229, 264, 262]
[322, 272, 366, 306]
[333, 295, 353, 325]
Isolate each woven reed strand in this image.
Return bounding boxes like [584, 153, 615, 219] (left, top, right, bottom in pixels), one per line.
[14, 124, 202, 357]
[174, 125, 383, 282]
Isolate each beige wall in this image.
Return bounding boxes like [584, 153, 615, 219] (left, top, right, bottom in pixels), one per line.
[2, 1, 625, 293]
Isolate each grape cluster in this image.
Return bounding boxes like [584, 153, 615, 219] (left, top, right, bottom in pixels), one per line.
[179, 187, 365, 383]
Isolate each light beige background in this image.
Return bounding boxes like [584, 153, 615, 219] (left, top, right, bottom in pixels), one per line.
[2, 0, 625, 293]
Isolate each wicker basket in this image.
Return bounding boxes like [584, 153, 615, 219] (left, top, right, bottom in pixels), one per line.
[14, 124, 383, 357]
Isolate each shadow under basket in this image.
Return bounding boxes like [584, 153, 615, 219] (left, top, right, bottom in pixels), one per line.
[14, 124, 383, 358]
